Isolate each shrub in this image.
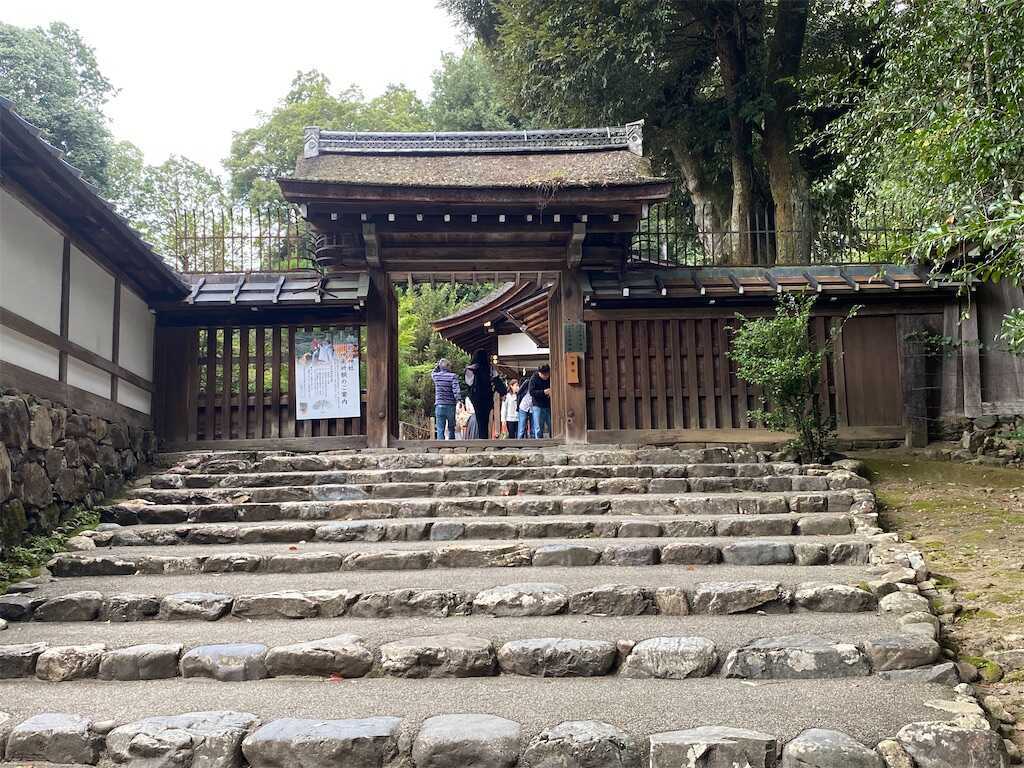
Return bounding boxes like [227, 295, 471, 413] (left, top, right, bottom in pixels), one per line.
[730, 294, 858, 462]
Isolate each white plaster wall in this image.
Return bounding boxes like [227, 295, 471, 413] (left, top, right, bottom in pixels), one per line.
[67, 357, 111, 398]
[0, 326, 60, 379]
[118, 284, 154, 379]
[498, 332, 549, 357]
[0, 187, 63, 332]
[117, 379, 151, 415]
[68, 245, 115, 358]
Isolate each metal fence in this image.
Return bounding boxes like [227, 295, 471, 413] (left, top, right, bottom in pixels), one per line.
[165, 200, 927, 274]
[170, 207, 315, 274]
[630, 202, 925, 267]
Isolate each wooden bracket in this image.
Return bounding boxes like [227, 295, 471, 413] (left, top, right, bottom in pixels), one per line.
[271, 275, 285, 304]
[229, 275, 245, 304]
[186, 277, 205, 305]
[362, 222, 381, 268]
[567, 222, 586, 269]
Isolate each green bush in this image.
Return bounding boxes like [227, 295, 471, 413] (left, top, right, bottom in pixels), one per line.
[730, 294, 857, 463]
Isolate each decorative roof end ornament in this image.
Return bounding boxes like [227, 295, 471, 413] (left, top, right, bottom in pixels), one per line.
[626, 120, 644, 156]
[303, 126, 321, 159]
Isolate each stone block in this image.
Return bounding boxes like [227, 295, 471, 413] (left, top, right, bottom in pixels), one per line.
[5, 712, 102, 765]
[691, 581, 787, 615]
[160, 592, 233, 621]
[497, 638, 617, 677]
[474, 583, 568, 617]
[523, 721, 641, 768]
[649, 726, 777, 768]
[33, 590, 103, 622]
[620, 637, 718, 679]
[98, 643, 182, 680]
[350, 589, 471, 619]
[100, 593, 161, 622]
[35, 643, 105, 681]
[721, 541, 794, 565]
[863, 635, 940, 671]
[781, 729, 884, 768]
[265, 635, 373, 678]
[380, 634, 497, 678]
[896, 721, 1009, 768]
[794, 583, 877, 613]
[533, 544, 601, 567]
[413, 714, 520, 768]
[660, 542, 720, 565]
[0, 642, 46, 678]
[232, 591, 319, 620]
[568, 584, 652, 616]
[242, 717, 402, 768]
[722, 635, 869, 679]
[180, 643, 269, 682]
[107, 711, 259, 768]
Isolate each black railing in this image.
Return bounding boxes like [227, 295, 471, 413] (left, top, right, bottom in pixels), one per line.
[170, 207, 315, 274]
[631, 202, 925, 267]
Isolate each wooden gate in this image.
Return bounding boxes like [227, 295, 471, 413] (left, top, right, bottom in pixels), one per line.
[584, 312, 841, 437]
[154, 322, 366, 449]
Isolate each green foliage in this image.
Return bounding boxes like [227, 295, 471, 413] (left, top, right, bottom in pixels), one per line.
[813, 0, 1024, 324]
[730, 294, 856, 462]
[429, 43, 519, 131]
[998, 308, 1024, 357]
[105, 141, 227, 252]
[0, 507, 99, 591]
[225, 72, 432, 204]
[395, 283, 494, 425]
[0, 21, 115, 188]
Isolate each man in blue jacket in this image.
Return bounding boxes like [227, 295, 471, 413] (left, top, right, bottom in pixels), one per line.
[431, 358, 461, 440]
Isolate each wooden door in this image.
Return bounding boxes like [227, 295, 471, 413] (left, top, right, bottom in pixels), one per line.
[839, 316, 903, 427]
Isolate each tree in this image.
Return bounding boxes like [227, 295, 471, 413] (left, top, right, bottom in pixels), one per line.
[225, 72, 432, 204]
[814, 0, 1024, 339]
[443, 0, 872, 264]
[429, 43, 519, 131]
[0, 22, 115, 188]
[105, 141, 226, 263]
[395, 283, 495, 425]
[730, 294, 856, 462]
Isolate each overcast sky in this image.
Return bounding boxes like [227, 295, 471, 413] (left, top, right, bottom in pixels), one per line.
[3, 1, 466, 171]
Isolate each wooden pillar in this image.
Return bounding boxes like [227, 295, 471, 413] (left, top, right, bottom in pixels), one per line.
[366, 269, 394, 448]
[559, 269, 588, 444]
[899, 315, 929, 448]
[961, 295, 983, 417]
[939, 302, 963, 418]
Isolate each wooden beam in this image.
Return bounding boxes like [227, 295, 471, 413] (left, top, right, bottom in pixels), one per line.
[899, 314, 929, 447]
[560, 270, 587, 444]
[0, 306, 153, 393]
[365, 269, 393, 447]
[961, 298, 983, 417]
[58, 237, 70, 382]
[110, 278, 121, 403]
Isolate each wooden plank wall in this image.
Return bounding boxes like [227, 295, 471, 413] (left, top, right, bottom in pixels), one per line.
[161, 323, 366, 444]
[585, 315, 839, 431]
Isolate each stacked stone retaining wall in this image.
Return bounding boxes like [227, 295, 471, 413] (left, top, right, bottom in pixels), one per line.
[0, 389, 155, 559]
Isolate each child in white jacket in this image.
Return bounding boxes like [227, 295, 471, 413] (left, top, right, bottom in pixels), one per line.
[501, 380, 520, 438]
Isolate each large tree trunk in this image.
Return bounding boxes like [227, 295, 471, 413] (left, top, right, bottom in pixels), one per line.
[763, 0, 813, 264]
[713, 5, 759, 265]
[669, 141, 732, 263]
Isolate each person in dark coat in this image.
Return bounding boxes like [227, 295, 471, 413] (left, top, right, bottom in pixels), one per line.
[464, 349, 507, 439]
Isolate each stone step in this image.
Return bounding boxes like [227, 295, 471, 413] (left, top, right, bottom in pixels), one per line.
[126, 471, 867, 505]
[0, 677, 961, 767]
[1, 568, 899, 624]
[156, 446, 769, 473]
[0, 619, 946, 684]
[147, 461, 807, 489]
[84, 513, 857, 548]
[46, 535, 872, 579]
[101, 491, 857, 527]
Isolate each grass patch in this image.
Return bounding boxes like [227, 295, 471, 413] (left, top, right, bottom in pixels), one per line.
[0, 507, 99, 592]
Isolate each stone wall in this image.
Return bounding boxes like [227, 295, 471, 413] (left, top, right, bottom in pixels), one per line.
[928, 414, 1024, 467]
[0, 389, 155, 559]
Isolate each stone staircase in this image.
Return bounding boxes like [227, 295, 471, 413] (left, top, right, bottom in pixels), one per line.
[0, 445, 1011, 767]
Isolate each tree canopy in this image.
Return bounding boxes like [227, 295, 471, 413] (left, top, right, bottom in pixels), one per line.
[0, 22, 116, 188]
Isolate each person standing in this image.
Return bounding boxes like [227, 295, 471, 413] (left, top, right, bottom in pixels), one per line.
[431, 358, 460, 440]
[501, 379, 520, 438]
[528, 363, 552, 438]
[516, 372, 533, 438]
[465, 349, 507, 439]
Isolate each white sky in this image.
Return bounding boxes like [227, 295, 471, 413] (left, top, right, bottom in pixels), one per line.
[2, 1, 466, 171]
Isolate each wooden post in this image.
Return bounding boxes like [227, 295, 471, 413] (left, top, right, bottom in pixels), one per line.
[366, 269, 394, 448]
[961, 296, 983, 417]
[560, 270, 587, 444]
[899, 315, 929, 448]
[940, 302, 963, 418]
